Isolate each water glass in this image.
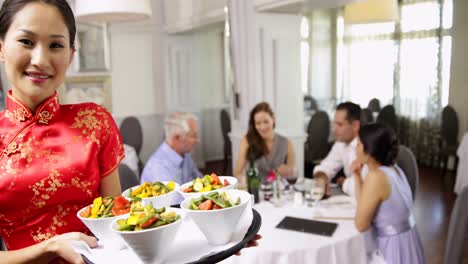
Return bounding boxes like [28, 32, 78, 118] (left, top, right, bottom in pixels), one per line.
[305, 179, 325, 207]
[260, 182, 273, 202]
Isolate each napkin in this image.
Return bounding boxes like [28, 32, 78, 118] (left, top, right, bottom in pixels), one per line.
[313, 195, 356, 219]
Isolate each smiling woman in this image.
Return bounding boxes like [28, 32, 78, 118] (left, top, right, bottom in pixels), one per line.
[234, 102, 296, 185]
[0, 0, 124, 262]
[0, 1, 74, 111]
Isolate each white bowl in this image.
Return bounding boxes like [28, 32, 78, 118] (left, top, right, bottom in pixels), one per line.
[122, 181, 180, 207]
[76, 205, 129, 247]
[111, 207, 185, 263]
[180, 190, 250, 245]
[178, 176, 238, 201]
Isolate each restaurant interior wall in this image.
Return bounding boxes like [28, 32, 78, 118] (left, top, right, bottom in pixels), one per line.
[108, 0, 227, 166]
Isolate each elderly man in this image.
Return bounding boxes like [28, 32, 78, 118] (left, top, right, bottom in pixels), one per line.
[313, 102, 365, 196]
[140, 112, 202, 184]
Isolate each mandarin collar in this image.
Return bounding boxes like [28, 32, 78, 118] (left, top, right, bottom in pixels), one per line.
[5, 90, 60, 125]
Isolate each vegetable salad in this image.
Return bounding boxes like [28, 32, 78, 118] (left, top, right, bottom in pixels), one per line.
[80, 196, 131, 218]
[128, 181, 175, 199]
[189, 192, 241, 210]
[183, 173, 230, 193]
[115, 203, 181, 231]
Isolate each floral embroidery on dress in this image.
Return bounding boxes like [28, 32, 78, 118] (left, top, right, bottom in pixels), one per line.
[29, 169, 64, 208]
[31, 205, 74, 243]
[13, 108, 29, 122]
[3, 142, 20, 156]
[37, 110, 53, 125]
[0, 97, 124, 250]
[71, 109, 107, 146]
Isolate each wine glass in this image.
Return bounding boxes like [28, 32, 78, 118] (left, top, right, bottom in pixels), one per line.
[307, 179, 325, 207]
[285, 167, 297, 193]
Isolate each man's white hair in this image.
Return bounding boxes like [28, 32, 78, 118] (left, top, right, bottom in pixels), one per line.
[164, 112, 198, 139]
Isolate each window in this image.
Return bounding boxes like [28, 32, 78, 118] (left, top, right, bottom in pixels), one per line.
[300, 16, 310, 94]
[339, 0, 452, 118]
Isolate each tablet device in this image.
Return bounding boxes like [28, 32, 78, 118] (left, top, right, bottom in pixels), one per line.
[276, 216, 338, 237]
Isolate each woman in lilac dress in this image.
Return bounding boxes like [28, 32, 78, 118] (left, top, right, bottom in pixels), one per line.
[352, 123, 425, 264]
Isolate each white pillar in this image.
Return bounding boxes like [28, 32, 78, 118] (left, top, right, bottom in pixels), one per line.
[449, 0, 468, 137]
[228, 0, 306, 181]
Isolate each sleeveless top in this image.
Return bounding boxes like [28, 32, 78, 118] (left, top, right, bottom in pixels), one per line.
[371, 165, 426, 264]
[254, 133, 288, 182]
[373, 165, 414, 236]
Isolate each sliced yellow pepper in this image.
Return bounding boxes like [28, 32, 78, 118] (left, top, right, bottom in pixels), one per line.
[126, 214, 142, 226]
[91, 197, 102, 217]
[199, 185, 212, 192]
[131, 182, 148, 197]
[166, 181, 175, 191]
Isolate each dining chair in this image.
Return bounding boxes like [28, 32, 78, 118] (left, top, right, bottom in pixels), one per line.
[377, 105, 399, 135]
[304, 111, 332, 178]
[118, 163, 140, 191]
[396, 145, 419, 202]
[119, 116, 144, 173]
[220, 109, 232, 175]
[361, 108, 374, 126]
[367, 98, 381, 113]
[444, 186, 468, 264]
[439, 105, 459, 177]
[304, 95, 318, 112]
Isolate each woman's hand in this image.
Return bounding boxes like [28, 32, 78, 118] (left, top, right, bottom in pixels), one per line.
[276, 164, 291, 177]
[45, 232, 97, 264]
[351, 159, 363, 178]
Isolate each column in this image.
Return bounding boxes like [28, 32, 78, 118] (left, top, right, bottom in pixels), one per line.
[228, 0, 306, 182]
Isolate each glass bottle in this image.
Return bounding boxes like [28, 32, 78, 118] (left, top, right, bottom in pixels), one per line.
[246, 156, 260, 203]
[272, 170, 282, 203]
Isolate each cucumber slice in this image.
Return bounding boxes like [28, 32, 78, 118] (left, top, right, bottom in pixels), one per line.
[193, 181, 203, 192]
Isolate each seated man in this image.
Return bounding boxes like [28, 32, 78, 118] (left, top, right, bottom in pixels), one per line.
[313, 102, 364, 196]
[140, 112, 202, 185]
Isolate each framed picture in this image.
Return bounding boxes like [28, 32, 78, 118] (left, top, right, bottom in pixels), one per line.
[74, 23, 110, 72]
[58, 75, 112, 111]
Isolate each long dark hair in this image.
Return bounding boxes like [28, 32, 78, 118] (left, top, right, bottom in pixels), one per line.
[246, 102, 275, 160]
[0, 0, 76, 47]
[359, 123, 399, 166]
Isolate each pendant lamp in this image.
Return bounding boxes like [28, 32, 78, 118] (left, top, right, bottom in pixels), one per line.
[344, 0, 399, 24]
[75, 0, 152, 23]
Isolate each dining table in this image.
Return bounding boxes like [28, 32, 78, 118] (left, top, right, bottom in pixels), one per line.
[220, 188, 373, 264]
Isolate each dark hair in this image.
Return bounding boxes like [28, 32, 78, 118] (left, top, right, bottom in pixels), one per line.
[359, 123, 399, 166]
[0, 0, 76, 47]
[246, 102, 275, 160]
[336, 102, 361, 123]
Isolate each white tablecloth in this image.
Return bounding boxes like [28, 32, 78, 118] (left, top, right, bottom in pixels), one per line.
[455, 133, 468, 194]
[221, 196, 370, 264]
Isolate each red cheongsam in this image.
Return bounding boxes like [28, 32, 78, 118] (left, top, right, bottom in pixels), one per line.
[0, 91, 124, 250]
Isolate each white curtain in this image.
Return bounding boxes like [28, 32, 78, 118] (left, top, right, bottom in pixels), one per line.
[339, 0, 453, 165]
